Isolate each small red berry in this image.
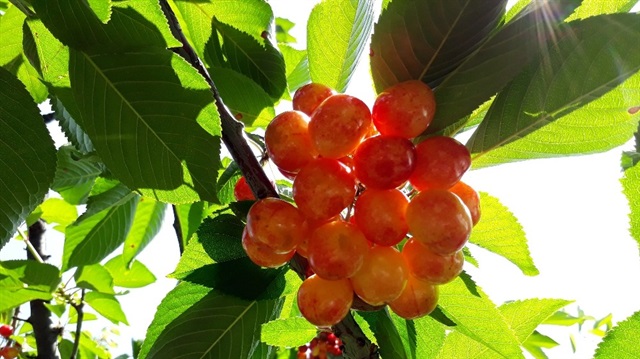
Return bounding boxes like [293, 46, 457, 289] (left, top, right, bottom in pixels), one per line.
[0, 324, 13, 338]
[233, 176, 255, 201]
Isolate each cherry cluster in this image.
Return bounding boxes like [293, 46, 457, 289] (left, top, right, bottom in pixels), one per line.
[0, 324, 19, 359]
[297, 331, 342, 359]
[240, 81, 480, 326]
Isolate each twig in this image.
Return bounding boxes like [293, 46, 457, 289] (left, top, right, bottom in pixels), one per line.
[18, 227, 44, 263]
[69, 289, 86, 359]
[172, 205, 185, 254]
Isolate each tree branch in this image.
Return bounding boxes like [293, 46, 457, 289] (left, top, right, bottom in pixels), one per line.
[159, 3, 379, 357]
[27, 220, 61, 359]
[171, 205, 185, 254]
[69, 289, 85, 359]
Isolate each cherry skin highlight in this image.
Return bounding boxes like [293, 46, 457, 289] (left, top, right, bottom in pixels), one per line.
[246, 198, 307, 253]
[353, 135, 416, 189]
[402, 239, 464, 284]
[354, 188, 409, 246]
[449, 180, 481, 225]
[372, 80, 436, 138]
[307, 220, 369, 280]
[293, 83, 336, 116]
[241, 228, 295, 268]
[409, 136, 471, 191]
[388, 274, 439, 320]
[406, 189, 472, 255]
[297, 275, 353, 326]
[350, 246, 408, 305]
[265, 111, 319, 174]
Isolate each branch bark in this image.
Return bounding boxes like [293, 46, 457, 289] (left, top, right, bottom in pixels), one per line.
[69, 289, 85, 359]
[159, 3, 379, 357]
[27, 220, 61, 359]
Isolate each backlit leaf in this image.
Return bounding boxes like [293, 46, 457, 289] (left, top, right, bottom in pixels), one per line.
[84, 291, 129, 325]
[261, 317, 316, 348]
[74, 264, 115, 294]
[104, 255, 157, 288]
[594, 310, 640, 358]
[122, 197, 166, 266]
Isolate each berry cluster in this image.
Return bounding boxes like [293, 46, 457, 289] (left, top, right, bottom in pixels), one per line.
[297, 332, 342, 359]
[0, 324, 19, 359]
[241, 81, 480, 326]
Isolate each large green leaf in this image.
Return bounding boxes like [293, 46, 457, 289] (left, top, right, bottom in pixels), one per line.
[370, 0, 506, 93]
[74, 264, 115, 294]
[51, 146, 103, 202]
[280, 44, 310, 94]
[307, 0, 374, 92]
[62, 185, 139, 270]
[622, 152, 640, 253]
[31, 0, 179, 51]
[467, 14, 640, 159]
[4, 55, 49, 104]
[593, 310, 640, 358]
[84, 291, 129, 325]
[53, 100, 94, 154]
[36, 197, 79, 231]
[438, 273, 524, 359]
[0, 67, 56, 249]
[104, 255, 156, 288]
[425, 0, 582, 136]
[172, 201, 206, 248]
[86, 0, 112, 23]
[0, 260, 61, 311]
[0, 5, 25, 66]
[359, 309, 409, 359]
[468, 193, 538, 276]
[122, 197, 166, 266]
[471, 71, 640, 168]
[69, 48, 222, 203]
[414, 316, 446, 359]
[260, 317, 316, 348]
[566, 0, 637, 21]
[139, 267, 298, 359]
[170, 214, 246, 280]
[436, 298, 571, 358]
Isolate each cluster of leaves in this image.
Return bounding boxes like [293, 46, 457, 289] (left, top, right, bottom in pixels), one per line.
[0, 0, 639, 358]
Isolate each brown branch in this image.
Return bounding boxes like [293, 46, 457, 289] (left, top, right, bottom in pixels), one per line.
[69, 289, 85, 359]
[27, 220, 61, 359]
[159, 3, 379, 357]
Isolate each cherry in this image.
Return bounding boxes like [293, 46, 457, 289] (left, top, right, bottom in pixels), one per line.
[372, 80, 436, 138]
[241, 228, 295, 268]
[350, 246, 408, 305]
[308, 94, 372, 159]
[409, 136, 471, 191]
[233, 176, 255, 201]
[307, 220, 369, 280]
[297, 275, 353, 326]
[353, 135, 416, 189]
[406, 189, 472, 255]
[354, 189, 409, 246]
[0, 346, 20, 359]
[449, 180, 481, 225]
[388, 274, 439, 320]
[0, 324, 12, 338]
[265, 111, 319, 174]
[246, 198, 307, 253]
[293, 83, 336, 116]
[293, 158, 357, 222]
[402, 239, 464, 284]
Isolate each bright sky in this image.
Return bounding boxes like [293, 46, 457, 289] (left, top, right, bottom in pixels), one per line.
[2, 1, 640, 358]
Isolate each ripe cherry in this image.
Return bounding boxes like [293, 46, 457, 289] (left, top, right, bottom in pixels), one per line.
[241, 228, 295, 268]
[354, 189, 409, 246]
[409, 136, 471, 191]
[0, 346, 20, 359]
[402, 239, 464, 284]
[406, 189, 472, 255]
[0, 324, 12, 338]
[246, 198, 307, 253]
[293, 83, 336, 116]
[350, 246, 408, 305]
[353, 135, 416, 189]
[372, 80, 436, 138]
[309, 94, 372, 159]
[388, 274, 439, 320]
[449, 180, 481, 225]
[307, 220, 369, 280]
[293, 158, 357, 222]
[233, 176, 255, 201]
[265, 111, 319, 174]
[297, 275, 353, 326]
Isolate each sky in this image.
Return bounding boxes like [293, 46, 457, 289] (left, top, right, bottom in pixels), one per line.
[2, 1, 640, 358]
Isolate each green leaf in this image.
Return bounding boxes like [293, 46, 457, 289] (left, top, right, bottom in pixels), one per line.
[359, 309, 409, 359]
[74, 264, 115, 294]
[63, 186, 139, 271]
[216, 160, 241, 206]
[261, 317, 316, 348]
[467, 14, 640, 159]
[122, 197, 166, 266]
[275, 17, 297, 43]
[69, 48, 222, 203]
[370, 0, 506, 93]
[79, 330, 111, 359]
[543, 310, 592, 326]
[470, 71, 640, 168]
[3, 55, 48, 103]
[0, 260, 61, 311]
[437, 273, 524, 359]
[172, 201, 206, 248]
[0, 5, 25, 66]
[104, 255, 156, 288]
[86, 0, 112, 23]
[500, 299, 573, 341]
[280, 44, 309, 94]
[138, 268, 297, 359]
[38, 197, 78, 230]
[468, 192, 539, 276]
[51, 146, 102, 205]
[307, 0, 374, 92]
[0, 67, 56, 249]
[622, 159, 640, 253]
[503, 0, 531, 24]
[84, 291, 128, 325]
[209, 67, 276, 130]
[414, 316, 446, 359]
[32, 0, 179, 51]
[170, 214, 246, 280]
[566, 0, 637, 21]
[53, 99, 94, 154]
[425, 0, 581, 136]
[524, 331, 559, 349]
[594, 310, 640, 358]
